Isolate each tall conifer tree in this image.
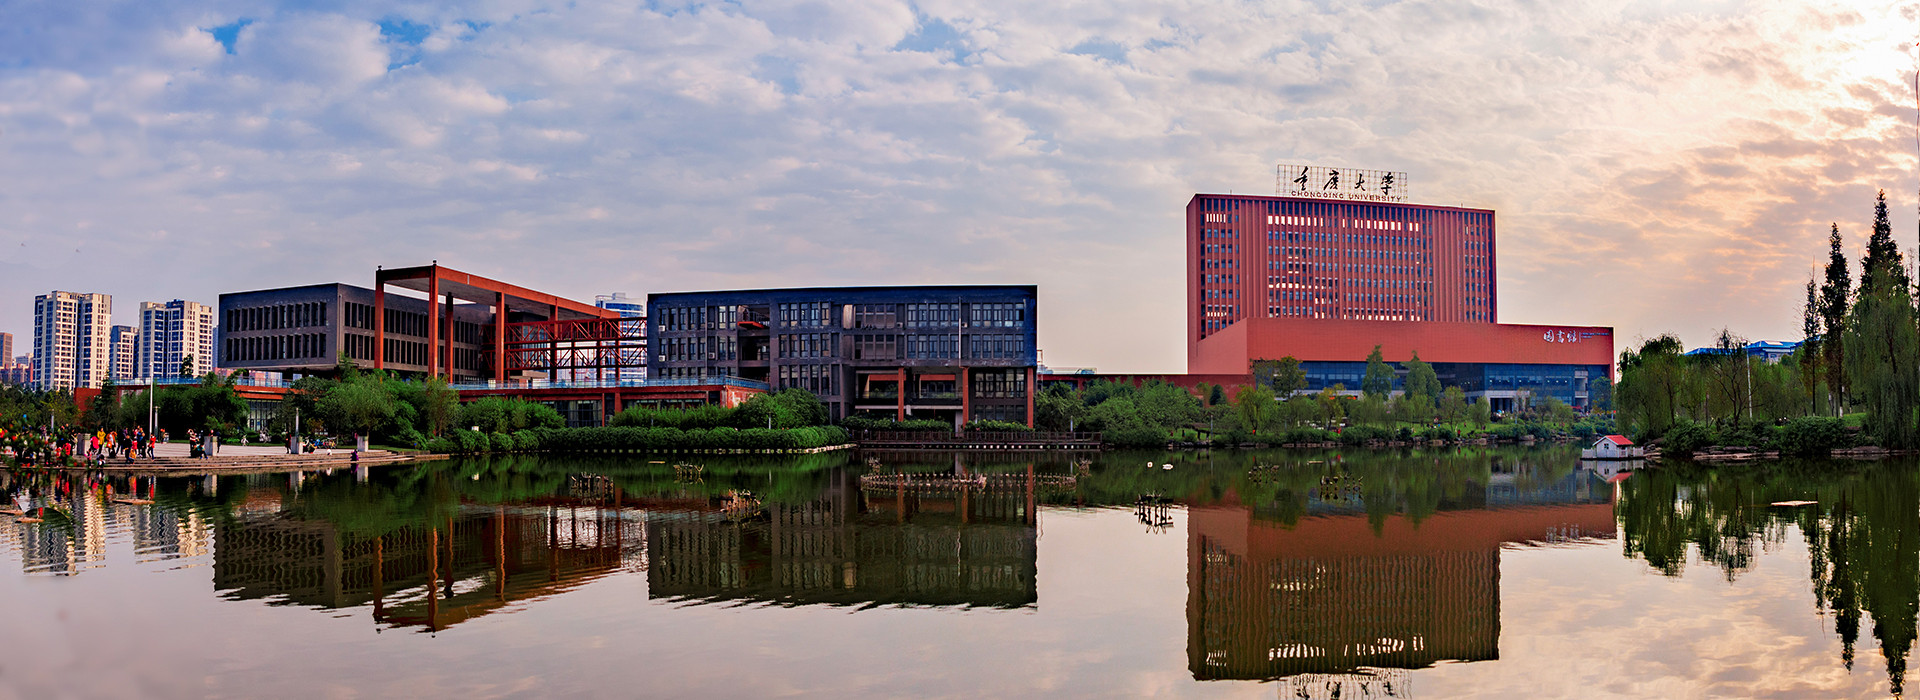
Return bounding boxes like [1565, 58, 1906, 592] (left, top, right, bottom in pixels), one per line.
[1822, 224, 1852, 415]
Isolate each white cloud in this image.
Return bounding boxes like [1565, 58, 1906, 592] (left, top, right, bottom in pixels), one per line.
[0, 0, 1913, 369]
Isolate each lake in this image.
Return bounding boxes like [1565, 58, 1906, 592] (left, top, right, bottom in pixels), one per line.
[1, 446, 1911, 699]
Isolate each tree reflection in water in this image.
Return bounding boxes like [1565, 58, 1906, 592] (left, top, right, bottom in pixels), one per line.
[1617, 461, 1920, 695]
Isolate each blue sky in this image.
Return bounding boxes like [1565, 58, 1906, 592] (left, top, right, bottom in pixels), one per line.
[0, 0, 1914, 371]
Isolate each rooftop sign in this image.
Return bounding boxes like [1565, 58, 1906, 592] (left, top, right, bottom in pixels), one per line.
[1275, 164, 1409, 203]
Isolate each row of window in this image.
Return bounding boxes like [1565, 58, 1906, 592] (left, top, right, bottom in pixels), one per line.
[779, 363, 837, 396]
[385, 309, 429, 338]
[344, 333, 376, 360]
[972, 370, 1027, 399]
[779, 302, 833, 328]
[779, 333, 835, 359]
[344, 302, 377, 331]
[226, 333, 325, 363]
[227, 302, 327, 332]
[384, 338, 429, 367]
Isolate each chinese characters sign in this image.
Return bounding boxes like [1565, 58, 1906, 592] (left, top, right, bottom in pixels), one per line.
[1542, 329, 1609, 344]
[1275, 164, 1409, 203]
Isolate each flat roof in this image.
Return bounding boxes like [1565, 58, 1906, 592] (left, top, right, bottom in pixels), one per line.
[1188, 193, 1495, 214]
[651, 284, 1036, 299]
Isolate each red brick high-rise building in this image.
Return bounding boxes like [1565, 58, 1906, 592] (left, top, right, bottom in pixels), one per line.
[1186, 187, 1612, 411]
[1189, 194, 1497, 344]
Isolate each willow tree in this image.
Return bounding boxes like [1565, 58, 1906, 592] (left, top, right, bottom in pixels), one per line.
[1617, 335, 1686, 438]
[1844, 228, 1920, 449]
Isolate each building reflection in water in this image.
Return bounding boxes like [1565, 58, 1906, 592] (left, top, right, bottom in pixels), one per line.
[1186, 461, 1622, 691]
[2, 474, 211, 576]
[213, 476, 645, 633]
[646, 466, 1045, 608]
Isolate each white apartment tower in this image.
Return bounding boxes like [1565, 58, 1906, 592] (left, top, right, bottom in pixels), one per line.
[109, 325, 137, 381]
[32, 291, 113, 390]
[138, 300, 217, 380]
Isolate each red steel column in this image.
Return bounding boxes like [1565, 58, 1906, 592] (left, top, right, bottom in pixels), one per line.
[1025, 367, 1035, 428]
[548, 304, 559, 380]
[374, 282, 385, 370]
[427, 272, 440, 379]
[493, 292, 507, 382]
[961, 367, 970, 425]
[895, 367, 905, 422]
[442, 291, 454, 379]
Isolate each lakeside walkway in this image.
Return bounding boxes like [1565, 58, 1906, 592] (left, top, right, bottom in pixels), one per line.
[19, 445, 448, 475]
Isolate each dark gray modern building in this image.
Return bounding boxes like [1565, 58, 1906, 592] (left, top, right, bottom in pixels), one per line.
[647, 285, 1038, 425]
[218, 283, 492, 379]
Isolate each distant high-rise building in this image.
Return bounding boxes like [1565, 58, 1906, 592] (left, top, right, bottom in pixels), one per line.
[33, 291, 113, 390]
[595, 293, 647, 318]
[0, 331, 12, 362]
[0, 361, 30, 387]
[595, 293, 648, 381]
[109, 325, 137, 382]
[138, 300, 217, 379]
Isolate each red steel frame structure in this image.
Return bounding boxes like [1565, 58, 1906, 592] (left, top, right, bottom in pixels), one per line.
[373, 264, 638, 382]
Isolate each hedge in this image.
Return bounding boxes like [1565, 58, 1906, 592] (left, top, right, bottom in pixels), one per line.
[427, 425, 852, 454]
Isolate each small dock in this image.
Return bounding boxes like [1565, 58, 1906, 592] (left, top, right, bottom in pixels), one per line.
[854, 431, 1103, 451]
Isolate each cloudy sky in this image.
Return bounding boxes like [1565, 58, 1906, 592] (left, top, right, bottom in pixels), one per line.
[0, 0, 1914, 372]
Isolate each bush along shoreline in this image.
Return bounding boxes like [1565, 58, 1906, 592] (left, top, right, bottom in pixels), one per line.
[1648, 416, 1869, 463]
[424, 425, 853, 455]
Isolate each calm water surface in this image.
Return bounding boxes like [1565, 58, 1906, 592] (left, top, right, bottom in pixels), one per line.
[0, 447, 1913, 699]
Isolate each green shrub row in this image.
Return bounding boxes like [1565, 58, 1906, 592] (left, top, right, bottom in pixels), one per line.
[840, 417, 952, 432]
[427, 425, 852, 454]
[1655, 417, 1853, 458]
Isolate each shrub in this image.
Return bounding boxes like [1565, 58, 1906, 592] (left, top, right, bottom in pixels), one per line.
[1419, 426, 1457, 442]
[1338, 425, 1394, 445]
[1660, 421, 1717, 458]
[1281, 427, 1337, 444]
[489, 432, 515, 452]
[1774, 417, 1846, 457]
[512, 429, 542, 452]
[1105, 426, 1170, 448]
[964, 420, 1033, 432]
[423, 437, 458, 453]
[841, 417, 951, 432]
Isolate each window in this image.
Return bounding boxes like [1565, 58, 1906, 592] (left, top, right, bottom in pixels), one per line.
[853, 334, 898, 360]
[778, 333, 835, 359]
[778, 302, 831, 328]
[971, 369, 1027, 398]
[966, 334, 1026, 360]
[854, 304, 897, 329]
[778, 363, 836, 396]
[967, 302, 1026, 328]
[905, 334, 957, 359]
[903, 303, 959, 328]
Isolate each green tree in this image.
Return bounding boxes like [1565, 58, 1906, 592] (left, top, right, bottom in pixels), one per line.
[1860, 190, 1906, 293]
[1252, 356, 1307, 397]
[1845, 252, 1920, 448]
[1801, 275, 1823, 413]
[1361, 345, 1393, 400]
[1821, 223, 1852, 416]
[1350, 394, 1390, 426]
[1469, 399, 1491, 429]
[1234, 383, 1277, 434]
[1438, 385, 1468, 422]
[1589, 376, 1614, 413]
[1403, 351, 1439, 405]
[178, 354, 196, 379]
[319, 379, 397, 443]
[1618, 335, 1686, 438]
[1034, 384, 1086, 431]
[422, 375, 459, 437]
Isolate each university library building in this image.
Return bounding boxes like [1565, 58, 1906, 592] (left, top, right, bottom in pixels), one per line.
[1186, 182, 1611, 412]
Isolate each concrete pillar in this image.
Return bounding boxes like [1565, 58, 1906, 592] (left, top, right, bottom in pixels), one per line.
[374, 283, 386, 370]
[493, 292, 507, 382]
